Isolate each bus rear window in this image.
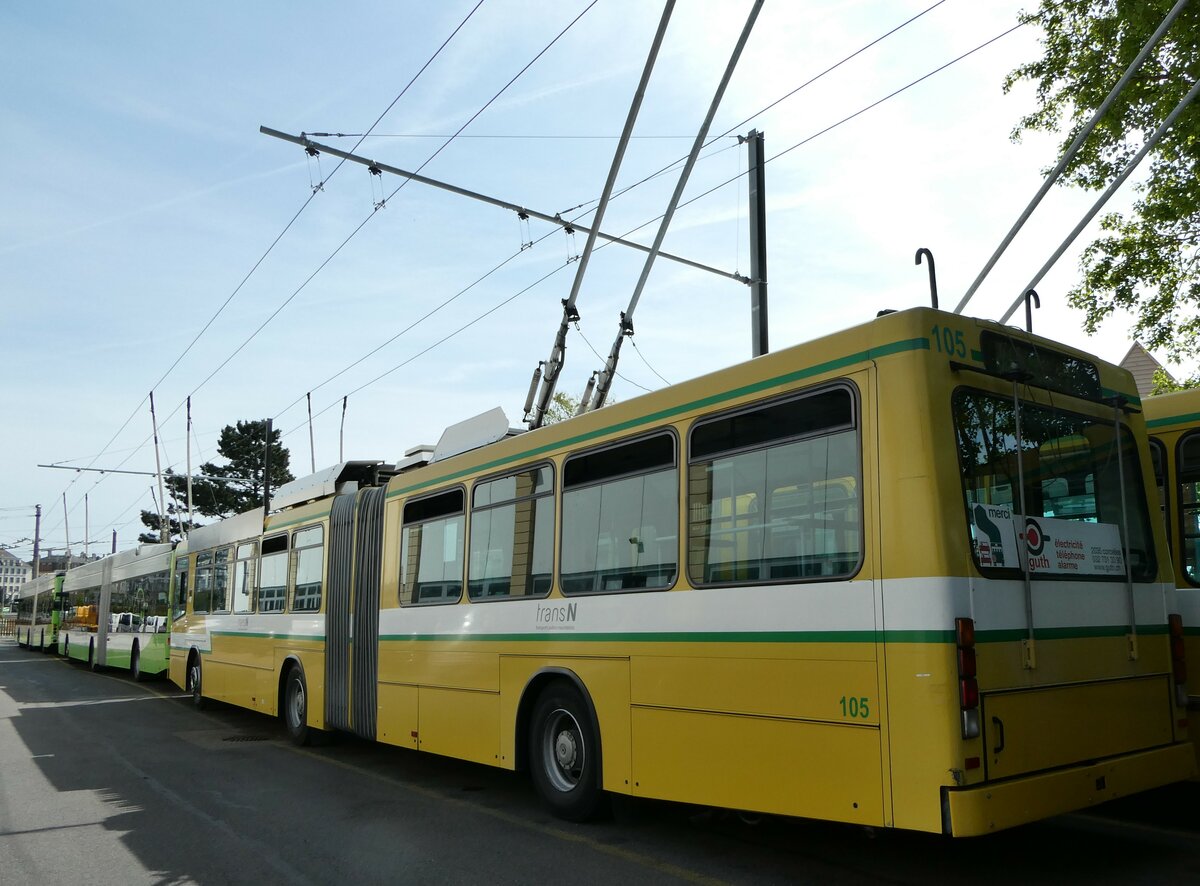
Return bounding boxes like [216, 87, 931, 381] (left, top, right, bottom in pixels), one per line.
[953, 389, 1155, 581]
[980, 332, 1101, 400]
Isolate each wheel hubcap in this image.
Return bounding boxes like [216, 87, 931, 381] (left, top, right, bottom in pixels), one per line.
[291, 682, 305, 727]
[543, 708, 584, 792]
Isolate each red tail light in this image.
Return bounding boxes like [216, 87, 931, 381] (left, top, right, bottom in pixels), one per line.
[956, 617, 980, 739]
[957, 646, 977, 678]
[955, 617, 975, 647]
[1169, 614, 1188, 708]
[960, 677, 979, 709]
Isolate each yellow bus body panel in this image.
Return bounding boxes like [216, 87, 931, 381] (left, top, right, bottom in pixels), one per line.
[981, 676, 1175, 780]
[883, 642, 977, 833]
[631, 707, 882, 825]
[630, 649, 878, 723]
[1140, 387, 1200, 772]
[417, 686, 500, 766]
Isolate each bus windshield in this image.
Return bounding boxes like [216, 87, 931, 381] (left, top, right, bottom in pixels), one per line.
[953, 389, 1156, 581]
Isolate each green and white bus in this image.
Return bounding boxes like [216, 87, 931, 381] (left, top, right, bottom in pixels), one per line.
[59, 543, 175, 680]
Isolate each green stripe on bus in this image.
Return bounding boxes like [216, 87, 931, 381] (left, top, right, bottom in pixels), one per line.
[388, 337, 932, 498]
[267, 510, 332, 530]
[374, 624, 1167, 645]
[380, 630, 885, 644]
[977, 624, 1168, 642]
[205, 631, 326, 642]
[1147, 410, 1200, 429]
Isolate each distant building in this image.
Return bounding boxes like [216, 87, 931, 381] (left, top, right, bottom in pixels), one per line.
[37, 553, 97, 574]
[1, 549, 32, 605]
[1120, 342, 1174, 398]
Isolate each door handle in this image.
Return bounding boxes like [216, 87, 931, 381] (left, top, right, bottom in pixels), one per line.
[992, 716, 1005, 754]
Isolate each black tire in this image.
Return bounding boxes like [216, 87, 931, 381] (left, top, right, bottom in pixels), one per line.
[63, 636, 69, 659]
[188, 655, 206, 710]
[88, 640, 99, 671]
[529, 681, 607, 822]
[38, 629, 45, 653]
[283, 667, 314, 746]
[131, 643, 144, 682]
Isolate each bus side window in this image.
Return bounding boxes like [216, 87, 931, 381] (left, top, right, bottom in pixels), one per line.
[468, 465, 554, 600]
[400, 489, 465, 606]
[1149, 437, 1168, 551]
[194, 551, 214, 614]
[233, 542, 257, 613]
[687, 386, 860, 585]
[259, 534, 289, 613]
[560, 432, 678, 595]
[173, 566, 189, 620]
[291, 525, 325, 612]
[1179, 431, 1200, 585]
[211, 547, 231, 613]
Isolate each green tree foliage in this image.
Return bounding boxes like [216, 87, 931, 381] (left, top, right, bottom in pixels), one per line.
[542, 390, 618, 424]
[1150, 367, 1200, 395]
[543, 392, 581, 425]
[138, 420, 294, 543]
[1005, 1, 1199, 360]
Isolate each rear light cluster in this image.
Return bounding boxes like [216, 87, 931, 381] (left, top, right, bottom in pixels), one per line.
[956, 617, 980, 739]
[1169, 613, 1187, 709]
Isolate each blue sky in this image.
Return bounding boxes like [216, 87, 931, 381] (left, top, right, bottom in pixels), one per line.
[2, 0, 1187, 561]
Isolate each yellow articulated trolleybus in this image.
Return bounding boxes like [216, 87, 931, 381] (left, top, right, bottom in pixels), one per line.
[1143, 387, 1200, 766]
[58, 543, 175, 680]
[169, 306, 1193, 836]
[14, 572, 65, 652]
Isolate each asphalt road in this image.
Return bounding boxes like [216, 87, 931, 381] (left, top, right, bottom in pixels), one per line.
[2, 638, 1199, 885]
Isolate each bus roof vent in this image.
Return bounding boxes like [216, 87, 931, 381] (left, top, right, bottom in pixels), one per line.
[396, 444, 436, 473]
[271, 460, 393, 510]
[431, 407, 523, 463]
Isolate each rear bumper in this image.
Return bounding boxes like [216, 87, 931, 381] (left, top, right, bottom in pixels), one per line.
[942, 742, 1196, 837]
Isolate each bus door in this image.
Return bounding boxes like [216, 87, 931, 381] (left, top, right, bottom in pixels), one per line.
[326, 486, 385, 739]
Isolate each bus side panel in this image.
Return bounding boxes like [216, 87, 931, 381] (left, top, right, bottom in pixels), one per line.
[138, 633, 171, 675]
[630, 652, 879, 723]
[1179, 590, 1200, 771]
[630, 706, 882, 824]
[879, 641, 966, 833]
[377, 681, 419, 749]
[876, 346, 978, 834]
[417, 686, 499, 766]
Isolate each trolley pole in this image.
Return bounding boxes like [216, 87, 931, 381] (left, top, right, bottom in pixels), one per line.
[745, 129, 769, 357]
[32, 504, 41, 578]
[263, 418, 273, 516]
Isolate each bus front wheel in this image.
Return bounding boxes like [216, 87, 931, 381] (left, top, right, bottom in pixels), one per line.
[529, 682, 607, 822]
[131, 644, 144, 682]
[188, 656, 205, 710]
[283, 667, 313, 747]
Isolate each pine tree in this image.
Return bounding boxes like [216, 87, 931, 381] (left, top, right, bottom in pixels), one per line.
[138, 420, 294, 542]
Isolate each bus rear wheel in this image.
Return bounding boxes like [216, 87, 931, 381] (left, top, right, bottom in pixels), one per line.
[131, 644, 144, 682]
[529, 681, 607, 822]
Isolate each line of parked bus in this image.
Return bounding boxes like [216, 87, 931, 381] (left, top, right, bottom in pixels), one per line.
[11, 307, 1199, 835]
[15, 542, 174, 680]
